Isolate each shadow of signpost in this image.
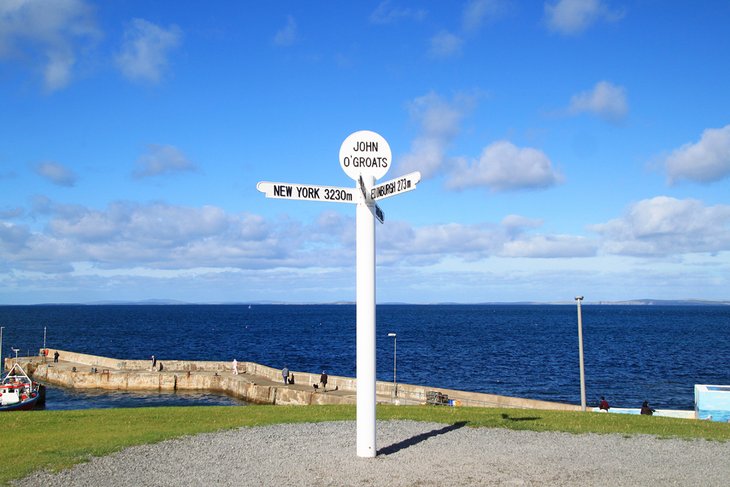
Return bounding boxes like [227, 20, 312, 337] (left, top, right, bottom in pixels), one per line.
[500, 413, 542, 422]
[378, 421, 468, 456]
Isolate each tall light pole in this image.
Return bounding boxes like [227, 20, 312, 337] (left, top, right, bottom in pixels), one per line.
[575, 296, 586, 412]
[42, 326, 48, 363]
[388, 333, 397, 399]
[0, 326, 4, 373]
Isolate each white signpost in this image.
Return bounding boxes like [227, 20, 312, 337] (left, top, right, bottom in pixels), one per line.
[257, 130, 420, 458]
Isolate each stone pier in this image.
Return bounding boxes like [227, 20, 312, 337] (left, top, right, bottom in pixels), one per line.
[7, 349, 582, 410]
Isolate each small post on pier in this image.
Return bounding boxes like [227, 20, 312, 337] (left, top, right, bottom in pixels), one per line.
[575, 296, 586, 412]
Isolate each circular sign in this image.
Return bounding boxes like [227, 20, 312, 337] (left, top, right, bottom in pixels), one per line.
[339, 130, 391, 181]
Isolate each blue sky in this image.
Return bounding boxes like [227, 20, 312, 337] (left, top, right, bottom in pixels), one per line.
[1, 0, 730, 304]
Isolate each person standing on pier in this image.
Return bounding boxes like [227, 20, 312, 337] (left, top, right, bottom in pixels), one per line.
[282, 366, 289, 384]
[232, 359, 239, 375]
[320, 370, 328, 392]
[151, 355, 156, 371]
[53, 351, 59, 363]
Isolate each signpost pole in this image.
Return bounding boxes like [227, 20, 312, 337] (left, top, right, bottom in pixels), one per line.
[356, 175, 377, 457]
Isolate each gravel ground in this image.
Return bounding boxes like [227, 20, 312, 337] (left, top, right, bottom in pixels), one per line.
[17, 420, 730, 486]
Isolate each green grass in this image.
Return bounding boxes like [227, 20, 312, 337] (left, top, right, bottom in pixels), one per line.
[2, 405, 729, 485]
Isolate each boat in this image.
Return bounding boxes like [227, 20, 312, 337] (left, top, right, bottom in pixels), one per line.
[0, 363, 46, 411]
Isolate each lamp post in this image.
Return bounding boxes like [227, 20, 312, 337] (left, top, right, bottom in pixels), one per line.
[575, 296, 586, 412]
[0, 326, 4, 373]
[387, 333, 397, 399]
[42, 326, 47, 362]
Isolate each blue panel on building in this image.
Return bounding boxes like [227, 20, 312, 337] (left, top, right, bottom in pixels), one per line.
[695, 385, 730, 422]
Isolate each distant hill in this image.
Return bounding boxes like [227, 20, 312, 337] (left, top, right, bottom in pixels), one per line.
[593, 299, 730, 306]
[22, 298, 730, 306]
[86, 299, 191, 305]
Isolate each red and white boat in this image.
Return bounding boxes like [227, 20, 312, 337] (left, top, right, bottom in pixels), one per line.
[0, 363, 45, 412]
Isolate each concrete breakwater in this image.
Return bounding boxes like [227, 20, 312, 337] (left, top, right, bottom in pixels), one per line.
[10, 349, 581, 411]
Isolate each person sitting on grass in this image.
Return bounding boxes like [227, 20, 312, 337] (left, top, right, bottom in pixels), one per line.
[599, 396, 610, 412]
[640, 400, 655, 415]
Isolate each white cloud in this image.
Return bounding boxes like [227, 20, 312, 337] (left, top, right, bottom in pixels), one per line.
[398, 92, 474, 178]
[447, 140, 563, 191]
[500, 235, 596, 258]
[49, 203, 232, 245]
[2, 195, 601, 282]
[0, 207, 24, 219]
[399, 93, 562, 193]
[15, 198, 729, 303]
[380, 222, 500, 263]
[663, 124, 730, 184]
[133, 144, 196, 179]
[544, 0, 624, 35]
[399, 137, 450, 180]
[501, 214, 543, 233]
[591, 196, 730, 256]
[370, 1, 427, 24]
[115, 18, 181, 83]
[274, 15, 298, 47]
[422, 1, 506, 61]
[462, 0, 506, 32]
[379, 216, 596, 263]
[0, 0, 99, 91]
[0, 220, 32, 252]
[0, 200, 361, 275]
[567, 81, 628, 122]
[502, 214, 542, 226]
[33, 161, 77, 186]
[429, 31, 463, 59]
[3, 204, 253, 271]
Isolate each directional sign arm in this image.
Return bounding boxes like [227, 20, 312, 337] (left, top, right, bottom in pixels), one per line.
[374, 204, 384, 224]
[370, 171, 421, 201]
[257, 181, 358, 204]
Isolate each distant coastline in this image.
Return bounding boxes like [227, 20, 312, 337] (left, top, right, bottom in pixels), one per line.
[590, 299, 730, 306]
[7, 298, 730, 306]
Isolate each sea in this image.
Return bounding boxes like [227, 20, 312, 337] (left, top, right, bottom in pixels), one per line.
[1, 304, 728, 412]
